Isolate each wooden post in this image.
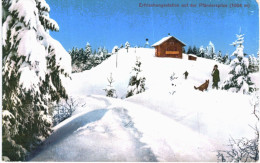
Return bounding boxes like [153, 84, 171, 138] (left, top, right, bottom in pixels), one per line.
[115, 49, 118, 68]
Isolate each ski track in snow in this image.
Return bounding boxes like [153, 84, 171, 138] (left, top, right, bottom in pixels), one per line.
[29, 96, 158, 162]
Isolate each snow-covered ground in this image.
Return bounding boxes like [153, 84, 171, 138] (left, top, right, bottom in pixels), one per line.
[30, 48, 259, 161]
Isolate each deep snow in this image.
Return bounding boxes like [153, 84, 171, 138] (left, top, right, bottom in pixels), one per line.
[30, 48, 259, 161]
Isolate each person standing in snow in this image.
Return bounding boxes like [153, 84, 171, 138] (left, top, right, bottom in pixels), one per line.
[211, 65, 220, 89]
[183, 71, 189, 79]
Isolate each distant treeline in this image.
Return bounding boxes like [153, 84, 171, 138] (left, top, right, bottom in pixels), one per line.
[184, 41, 259, 72]
[68, 43, 110, 73]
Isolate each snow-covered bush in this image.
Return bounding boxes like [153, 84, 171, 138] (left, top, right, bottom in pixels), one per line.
[169, 72, 178, 95]
[103, 73, 117, 98]
[125, 41, 130, 53]
[221, 33, 255, 94]
[126, 57, 146, 98]
[217, 118, 259, 162]
[2, 0, 71, 160]
[217, 90, 259, 162]
[2, 156, 11, 162]
[51, 97, 80, 126]
[217, 134, 259, 162]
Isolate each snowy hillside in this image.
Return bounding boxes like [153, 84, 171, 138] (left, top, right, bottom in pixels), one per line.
[65, 48, 232, 97]
[30, 48, 259, 161]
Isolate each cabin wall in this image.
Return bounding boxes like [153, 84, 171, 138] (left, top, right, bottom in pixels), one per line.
[156, 37, 183, 58]
[188, 56, 197, 61]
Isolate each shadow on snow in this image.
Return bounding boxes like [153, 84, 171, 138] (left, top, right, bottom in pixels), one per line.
[27, 109, 108, 161]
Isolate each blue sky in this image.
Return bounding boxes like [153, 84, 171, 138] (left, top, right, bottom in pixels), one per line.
[47, 0, 259, 55]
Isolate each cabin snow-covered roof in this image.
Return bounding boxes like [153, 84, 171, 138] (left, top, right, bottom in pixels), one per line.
[188, 54, 197, 58]
[152, 36, 186, 47]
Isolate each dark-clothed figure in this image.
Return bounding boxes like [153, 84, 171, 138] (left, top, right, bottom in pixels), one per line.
[183, 71, 189, 80]
[211, 65, 220, 89]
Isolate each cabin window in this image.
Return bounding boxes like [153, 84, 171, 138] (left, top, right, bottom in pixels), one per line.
[166, 46, 177, 51]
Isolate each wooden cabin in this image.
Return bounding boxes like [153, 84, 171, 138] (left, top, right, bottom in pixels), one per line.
[188, 54, 197, 61]
[152, 36, 186, 58]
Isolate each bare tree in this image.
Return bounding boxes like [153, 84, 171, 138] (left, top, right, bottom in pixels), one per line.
[103, 73, 117, 98]
[169, 72, 178, 95]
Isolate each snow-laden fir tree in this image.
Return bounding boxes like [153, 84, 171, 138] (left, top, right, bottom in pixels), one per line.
[2, 0, 71, 160]
[103, 47, 108, 58]
[85, 42, 92, 59]
[216, 51, 223, 63]
[74, 47, 79, 60]
[199, 46, 205, 58]
[69, 47, 76, 62]
[248, 54, 259, 73]
[213, 52, 218, 61]
[169, 72, 178, 95]
[221, 33, 254, 94]
[255, 56, 259, 72]
[96, 46, 108, 62]
[221, 53, 229, 65]
[125, 41, 130, 53]
[99, 47, 108, 59]
[103, 73, 117, 98]
[112, 45, 119, 54]
[226, 53, 232, 65]
[69, 47, 85, 73]
[84, 42, 92, 70]
[205, 41, 215, 59]
[126, 57, 146, 98]
[78, 48, 85, 66]
[192, 46, 198, 56]
[187, 46, 193, 54]
[95, 47, 105, 65]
